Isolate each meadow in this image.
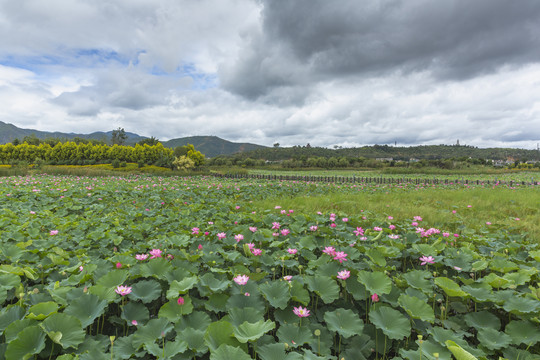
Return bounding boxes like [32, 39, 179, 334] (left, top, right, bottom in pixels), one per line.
[0, 174, 539, 359]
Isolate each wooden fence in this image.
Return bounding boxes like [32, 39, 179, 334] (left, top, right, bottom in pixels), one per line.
[213, 173, 540, 187]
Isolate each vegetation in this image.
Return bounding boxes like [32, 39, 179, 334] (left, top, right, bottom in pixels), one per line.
[0, 175, 539, 359]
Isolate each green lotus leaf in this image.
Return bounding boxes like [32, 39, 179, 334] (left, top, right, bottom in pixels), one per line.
[228, 307, 264, 327]
[481, 273, 509, 289]
[461, 284, 493, 302]
[366, 248, 386, 266]
[502, 295, 540, 314]
[489, 257, 519, 273]
[64, 293, 108, 328]
[398, 294, 435, 323]
[259, 281, 290, 309]
[176, 311, 211, 332]
[476, 328, 512, 351]
[111, 334, 140, 360]
[226, 293, 265, 312]
[342, 334, 374, 360]
[357, 271, 392, 295]
[502, 346, 539, 360]
[400, 339, 452, 360]
[257, 343, 288, 360]
[0, 306, 25, 333]
[95, 269, 128, 288]
[210, 344, 251, 360]
[471, 260, 488, 271]
[132, 318, 173, 349]
[5, 325, 46, 360]
[129, 279, 162, 303]
[503, 271, 531, 287]
[26, 301, 58, 320]
[88, 284, 117, 302]
[233, 319, 276, 343]
[204, 320, 244, 353]
[121, 301, 150, 325]
[139, 258, 173, 278]
[0, 273, 21, 290]
[505, 320, 540, 345]
[464, 310, 500, 331]
[41, 313, 86, 349]
[445, 340, 479, 360]
[530, 250, 540, 262]
[146, 339, 188, 359]
[344, 276, 367, 300]
[369, 306, 410, 340]
[181, 327, 208, 352]
[305, 275, 340, 303]
[290, 280, 310, 305]
[276, 323, 314, 348]
[167, 276, 198, 297]
[4, 319, 38, 343]
[158, 298, 193, 322]
[205, 293, 230, 313]
[199, 273, 230, 292]
[323, 308, 364, 338]
[434, 277, 468, 297]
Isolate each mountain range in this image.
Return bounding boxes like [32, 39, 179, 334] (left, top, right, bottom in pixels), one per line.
[0, 121, 267, 157]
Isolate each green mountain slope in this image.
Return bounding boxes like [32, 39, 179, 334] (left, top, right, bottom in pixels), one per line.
[163, 136, 267, 158]
[0, 121, 145, 144]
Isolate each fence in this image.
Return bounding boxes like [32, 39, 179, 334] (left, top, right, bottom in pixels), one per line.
[212, 173, 540, 187]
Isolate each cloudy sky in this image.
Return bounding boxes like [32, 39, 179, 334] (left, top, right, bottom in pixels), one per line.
[1, 0, 540, 149]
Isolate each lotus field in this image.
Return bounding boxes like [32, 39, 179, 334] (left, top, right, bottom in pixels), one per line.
[1, 174, 540, 360]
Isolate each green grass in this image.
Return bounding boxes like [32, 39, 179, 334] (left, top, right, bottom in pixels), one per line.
[252, 186, 540, 242]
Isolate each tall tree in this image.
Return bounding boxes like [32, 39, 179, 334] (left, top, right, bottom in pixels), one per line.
[111, 127, 127, 145]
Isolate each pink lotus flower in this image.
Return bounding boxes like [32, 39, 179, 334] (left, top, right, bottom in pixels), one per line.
[275, 206, 282, 209]
[419, 255, 435, 265]
[177, 297, 185, 305]
[115, 285, 132, 296]
[136, 254, 149, 261]
[131, 320, 138, 326]
[235, 206, 240, 209]
[388, 216, 393, 220]
[289, 209, 294, 214]
[204, 231, 209, 236]
[333, 251, 348, 263]
[249, 227, 257, 232]
[442, 232, 450, 237]
[191, 227, 200, 235]
[116, 262, 122, 269]
[330, 223, 337, 228]
[215, 232, 226, 240]
[280, 229, 290, 236]
[287, 248, 297, 255]
[283, 275, 293, 282]
[79, 266, 84, 272]
[411, 222, 418, 227]
[244, 292, 250, 296]
[233, 275, 249, 285]
[198, 244, 203, 250]
[247, 243, 255, 249]
[293, 306, 310, 318]
[342, 218, 348, 222]
[414, 216, 423, 221]
[353, 227, 364, 236]
[281, 210, 286, 214]
[310, 225, 318, 231]
[323, 246, 336, 256]
[452, 210, 457, 214]
[371, 293, 379, 302]
[272, 222, 281, 230]
[486, 222, 491, 225]
[373, 227, 382, 231]
[337, 270, 350, 280]
[389, 225, 396, 230]
[149, 249, 162, 259]
[251, 248, 262, 256]
[50, 230, 58, 236]
[235, 234, 244, 242]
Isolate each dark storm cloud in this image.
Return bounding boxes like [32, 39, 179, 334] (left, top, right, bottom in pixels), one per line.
[220, 0, 540, 101]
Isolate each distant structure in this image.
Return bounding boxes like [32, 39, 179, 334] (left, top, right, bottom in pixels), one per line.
[456, 139, 460, 146]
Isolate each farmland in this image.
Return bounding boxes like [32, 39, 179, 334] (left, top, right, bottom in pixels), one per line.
[0, 174, 539, 359]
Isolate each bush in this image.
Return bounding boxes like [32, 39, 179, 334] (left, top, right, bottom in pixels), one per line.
[120, 161, 127, 168]
[112, 159, 120, 168]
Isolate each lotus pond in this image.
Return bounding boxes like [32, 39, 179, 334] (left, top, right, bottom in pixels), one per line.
[0, 175, 539, 359]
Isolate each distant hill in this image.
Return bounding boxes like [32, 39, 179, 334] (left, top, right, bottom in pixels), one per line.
[0, 120, 145, 144]
[163, 136, 267, 158]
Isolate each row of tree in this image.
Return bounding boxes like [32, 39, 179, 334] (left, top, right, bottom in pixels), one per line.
[0, 141, 205, 169]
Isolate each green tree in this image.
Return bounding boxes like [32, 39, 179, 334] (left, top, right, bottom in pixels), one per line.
[172, 155, 195, 171]
[138, 137, 160, 146]
[111, 127, 127, 145]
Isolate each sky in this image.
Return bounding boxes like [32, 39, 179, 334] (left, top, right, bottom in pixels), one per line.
[1, 0, 540, 149]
